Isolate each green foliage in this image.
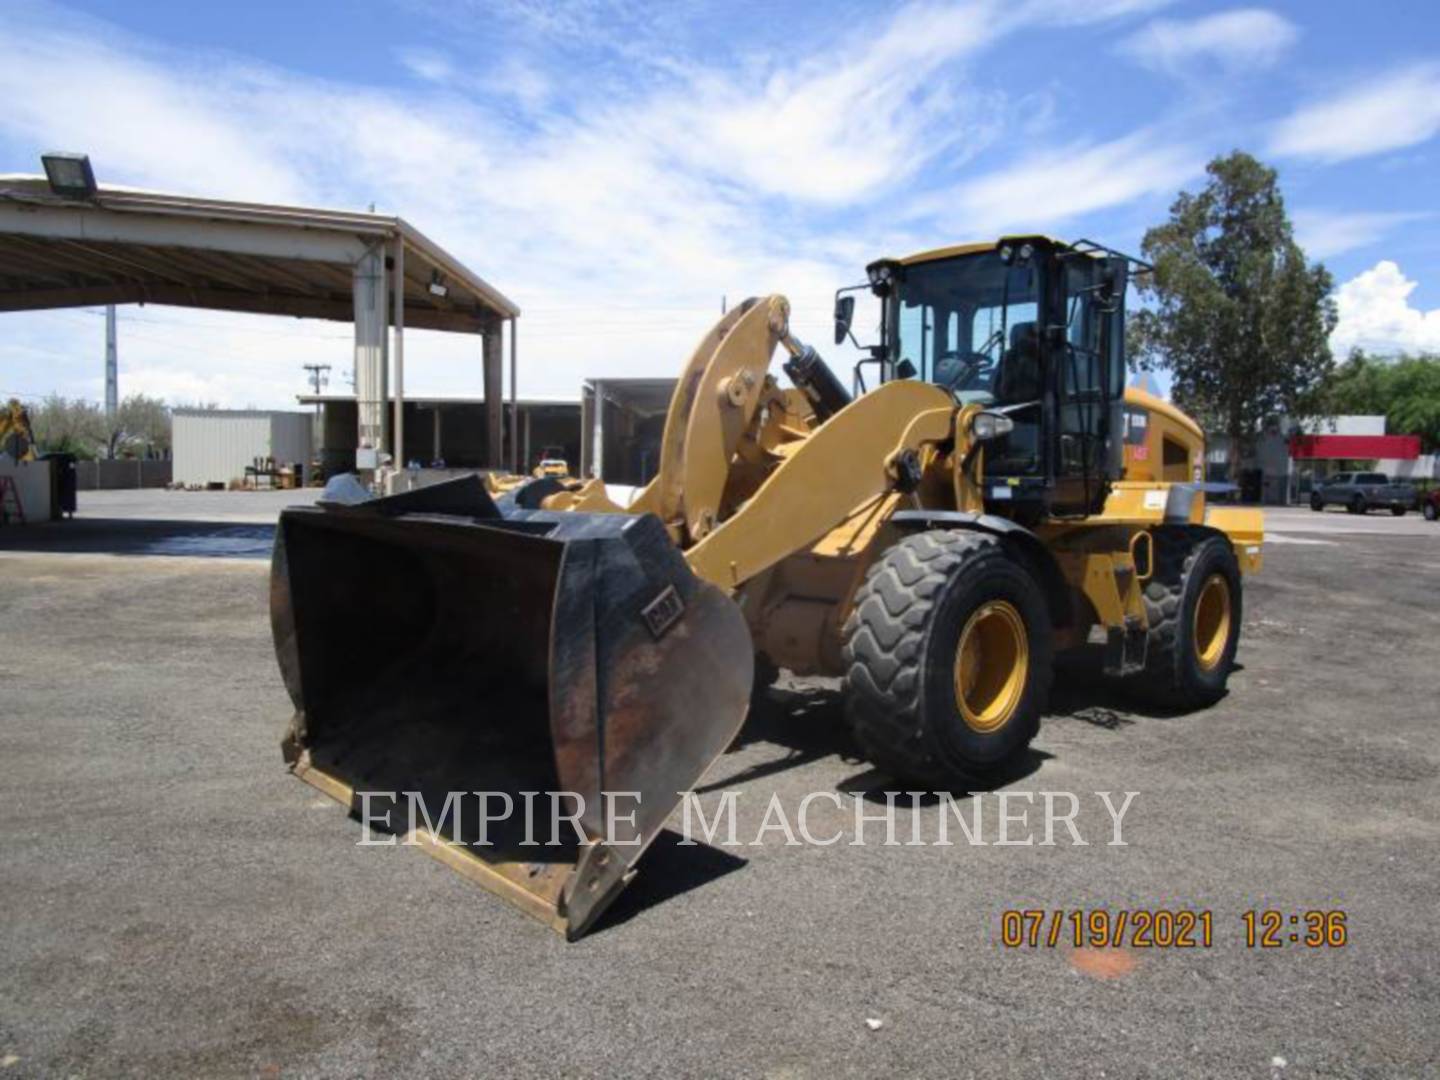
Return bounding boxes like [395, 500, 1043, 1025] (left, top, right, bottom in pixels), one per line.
[26, 393, 172, 458]
[1324, 350, 1440, 450]
[113, 394, 172, 457]
[27, 395, 105, 459]
[1130, 151, 1336, 477]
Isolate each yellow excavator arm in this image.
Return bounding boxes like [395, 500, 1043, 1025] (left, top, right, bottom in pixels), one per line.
[1, 399, 38, 462]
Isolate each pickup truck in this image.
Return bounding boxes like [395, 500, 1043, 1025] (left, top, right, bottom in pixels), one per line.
[1310, 471, 1417, 515]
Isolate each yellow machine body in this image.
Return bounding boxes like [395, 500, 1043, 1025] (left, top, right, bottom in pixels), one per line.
[271, 236, 1262, 938]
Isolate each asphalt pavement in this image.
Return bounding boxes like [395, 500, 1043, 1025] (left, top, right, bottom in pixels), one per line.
[1, 493, 1437, 1077]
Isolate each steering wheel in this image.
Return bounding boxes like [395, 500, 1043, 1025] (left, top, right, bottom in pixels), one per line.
[933, 350, 992, 395]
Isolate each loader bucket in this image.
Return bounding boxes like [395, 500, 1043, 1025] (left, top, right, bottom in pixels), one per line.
[270, 476, 752, 938]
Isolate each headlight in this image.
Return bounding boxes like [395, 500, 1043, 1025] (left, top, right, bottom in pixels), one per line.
[867, 262, 893, 288]
[971, 412, 1015, 441]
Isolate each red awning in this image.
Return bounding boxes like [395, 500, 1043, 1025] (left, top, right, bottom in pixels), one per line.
[1289, 434, 1421, 460]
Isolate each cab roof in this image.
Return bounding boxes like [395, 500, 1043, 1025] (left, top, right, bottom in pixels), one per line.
[896, 235, 1065, 267]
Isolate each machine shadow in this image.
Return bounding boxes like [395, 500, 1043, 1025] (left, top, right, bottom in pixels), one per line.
[693, 677, 858, 795]
[1051, 645, 1236, 722]
[587, 829, 748, 936]
[0, 517, 275, 559]
[696, 647, 1238, 800]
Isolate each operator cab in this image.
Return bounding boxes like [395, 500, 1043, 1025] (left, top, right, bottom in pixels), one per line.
[841, 237, 1134, 523]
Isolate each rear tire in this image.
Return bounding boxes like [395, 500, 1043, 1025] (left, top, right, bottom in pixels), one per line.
[1309, 494, 1324, 511]
[1391, 505, 1407, 517]
[1133, 528, 1242, 710]
[1424, 501, 1438, 522]
[843, 530, 1052, 787]
[1347, 495, 1366, 514]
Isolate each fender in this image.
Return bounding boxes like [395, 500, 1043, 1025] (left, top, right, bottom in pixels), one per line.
[888, 509, 1073, 627]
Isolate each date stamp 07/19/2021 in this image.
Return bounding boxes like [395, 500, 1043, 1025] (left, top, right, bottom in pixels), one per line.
[1000, 909, 1349, 950]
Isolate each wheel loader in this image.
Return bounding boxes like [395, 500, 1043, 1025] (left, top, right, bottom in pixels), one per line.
[271, 235, 1263, 938]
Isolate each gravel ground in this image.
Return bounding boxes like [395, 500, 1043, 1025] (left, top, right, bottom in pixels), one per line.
[1, 497, 1438, 1078]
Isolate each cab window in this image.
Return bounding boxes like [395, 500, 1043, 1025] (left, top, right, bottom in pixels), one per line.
[893, 252, 1040, 406]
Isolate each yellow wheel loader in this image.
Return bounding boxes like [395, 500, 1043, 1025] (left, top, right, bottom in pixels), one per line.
[271, 236, 1262, 938]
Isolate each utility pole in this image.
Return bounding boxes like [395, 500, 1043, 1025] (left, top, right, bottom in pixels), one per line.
[104, 304, 118, 459]
[302, 364, 331, 463]
[300, 364, 331, 480]
[303, 363, 332, 397]
[104, 304, 118, 418]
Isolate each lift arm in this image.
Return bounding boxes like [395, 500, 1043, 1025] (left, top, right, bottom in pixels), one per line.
[686, 379, 956, 589]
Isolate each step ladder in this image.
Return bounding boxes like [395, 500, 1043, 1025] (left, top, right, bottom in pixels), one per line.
[0, 475, 25, 526]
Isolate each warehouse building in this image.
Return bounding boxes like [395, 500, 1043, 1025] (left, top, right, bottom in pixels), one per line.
[1208, 414, 1429, 504]
[298, 394, 580, 476]
[172, 409, 314, 488]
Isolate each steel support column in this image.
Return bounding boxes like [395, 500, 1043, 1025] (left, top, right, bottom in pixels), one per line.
[483, 320, 504, 469]
[509, 316, 519, 473]
[391, 239, 405, 469]
[352, 244, 386, 465]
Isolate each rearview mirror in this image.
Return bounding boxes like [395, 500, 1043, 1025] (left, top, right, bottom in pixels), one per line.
[833, 295, 855, 346]
[895, 358, 917, 380]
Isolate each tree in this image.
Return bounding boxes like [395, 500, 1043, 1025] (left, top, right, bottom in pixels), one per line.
[25, 392, 173, 458]
[110, 394, 172, 458]
[1130, 151, 1337, 480]
[27, 394, 107, 458]
[1325, 350, 1440, 451]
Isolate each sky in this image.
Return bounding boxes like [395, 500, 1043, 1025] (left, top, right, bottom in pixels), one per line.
[1, 0, 1439, 409]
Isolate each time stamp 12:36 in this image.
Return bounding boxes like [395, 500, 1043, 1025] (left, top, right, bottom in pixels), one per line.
[1000, 909, 1348, 949]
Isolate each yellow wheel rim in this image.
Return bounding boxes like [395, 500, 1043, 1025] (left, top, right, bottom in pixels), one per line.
[1193, 574, 1231, 672]
[953, 601, 1029, 733]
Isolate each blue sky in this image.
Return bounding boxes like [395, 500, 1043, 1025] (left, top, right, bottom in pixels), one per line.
[2, 0, 1439, 407]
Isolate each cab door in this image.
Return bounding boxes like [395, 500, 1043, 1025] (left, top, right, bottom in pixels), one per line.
[1050, 255, 1126, 516]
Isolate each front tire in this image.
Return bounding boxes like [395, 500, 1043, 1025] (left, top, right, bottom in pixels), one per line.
[843, 531, 1052, 787]
[1391, 505, 1407, 517]
[1347, 495, 1366, 514]
[1309, 494, 1324, 511]
[1424, 501, 1438, 522]
[1133, 528, 1242, 709]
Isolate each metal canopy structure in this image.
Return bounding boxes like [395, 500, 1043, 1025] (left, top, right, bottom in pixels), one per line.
[0, 174, 521, 471]
[580, 377, 676, 483]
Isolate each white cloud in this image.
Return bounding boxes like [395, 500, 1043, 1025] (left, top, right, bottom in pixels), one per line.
[0, 0, 1179, 408]
[1118, 8, 1297, 74]
[0, 29, 304, 204]
[1292, 209, 1429, 259]
[941, 131, 1200, 233]
[1271, 63, 1440, 162]
[396, 47, 455, 84]
[643, 1, 1025, 206]
[1331, 261, 1440, 356]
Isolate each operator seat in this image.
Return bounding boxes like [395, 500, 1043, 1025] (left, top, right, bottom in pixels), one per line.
[995, 322, 1040, 403]
[987, 321, 1042, 475]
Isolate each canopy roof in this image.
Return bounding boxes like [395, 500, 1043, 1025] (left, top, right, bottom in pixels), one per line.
[0, 175, 518, 332]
